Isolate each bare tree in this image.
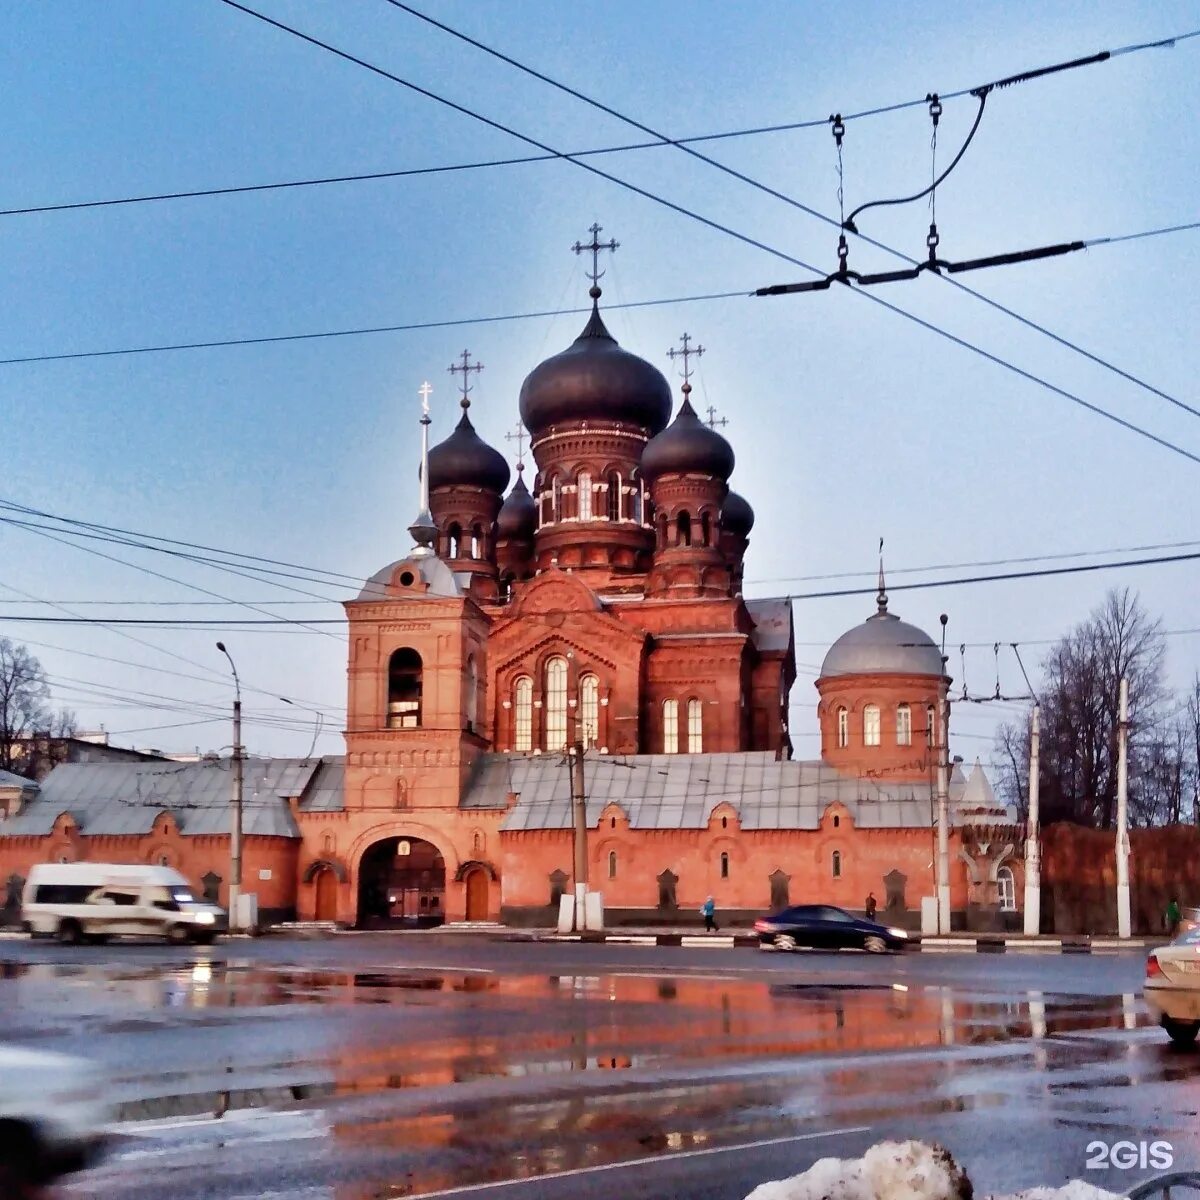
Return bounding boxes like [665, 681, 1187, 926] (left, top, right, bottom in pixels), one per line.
[993, 589, 1167, 827]
[0, 638, 76, 778]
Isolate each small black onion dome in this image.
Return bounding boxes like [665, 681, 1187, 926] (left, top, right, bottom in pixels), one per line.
[427, 410, 510, 494]
[496, 470, 537, 539]
[721, 490, 755, 536]
[641, 395, 735, 482]
[519, 307, 673, 435]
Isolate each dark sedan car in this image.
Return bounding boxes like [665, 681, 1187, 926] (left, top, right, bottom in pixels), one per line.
[755, 904, 910, 953]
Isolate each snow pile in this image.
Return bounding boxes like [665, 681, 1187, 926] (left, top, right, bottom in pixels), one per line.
[744, 1141, 1124, 1200]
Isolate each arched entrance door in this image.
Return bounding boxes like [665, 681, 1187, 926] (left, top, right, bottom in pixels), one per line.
[313, 867, 338, 922]
[357, 837, 445, 929]
[464, 868, 489, 921]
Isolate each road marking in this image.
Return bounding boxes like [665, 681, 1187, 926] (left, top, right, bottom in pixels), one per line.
[409, 1126, 872, 1196]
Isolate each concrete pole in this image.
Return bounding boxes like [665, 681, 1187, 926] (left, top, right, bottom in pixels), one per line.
[1116, 676, 1132, 939]
[571, 739, 588, 932]
[1023, 704, 1041, 937]
[936, 690, 951, 934]
[230, 698, 244, 933]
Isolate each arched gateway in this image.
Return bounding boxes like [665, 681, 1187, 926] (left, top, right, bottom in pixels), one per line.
[356, 836, 445, 928]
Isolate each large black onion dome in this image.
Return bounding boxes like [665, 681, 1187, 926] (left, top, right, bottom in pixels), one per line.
[721, 489, 755, 536]
[641, 395, 735, 482]
[496, 470, 537, 539]
[427, 411, 510, 493]
[519, 308, 672, 435]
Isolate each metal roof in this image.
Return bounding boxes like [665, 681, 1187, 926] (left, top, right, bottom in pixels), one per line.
[462, 751, 976, 832]
[0, 769, 38, 792]
[745, 598, 793, 654]
[821, 609, 944, 678]
[0, 757, 344, 840]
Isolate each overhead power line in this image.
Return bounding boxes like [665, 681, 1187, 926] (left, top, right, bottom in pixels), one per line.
[388, 2, 1200, 427]
[220, 0, 1200, 466]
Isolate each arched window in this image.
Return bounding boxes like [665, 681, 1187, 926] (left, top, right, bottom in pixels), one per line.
[656, 512, 669, 550]
[832, 850, 842, 878]
[662, 699, 679, 754]
[633, 480, 644, 524]
[896, 703, 912, 746]
[608, 850, 617, 880]
[836, 707, 849, 749]
[700, 512, 711, 547]
[580, 674, 599, 747]
[607, 472, 621, 521]
[545, 657, 568, 751]
[447, 522, 462, 559]
[539, 481, 552, 527]
[997, 866, 1016, 911]
[465, 654, 478, 732]
[926, 704, 937, 746]
[720, 852, 729, 880]
[676, 511, 692, 547]
[577, 471, 593, 520]
[863, 704, 881, 747]
[499, 573, 514, 604]
[470, 523, 483, 559]
[687, 698, 703, 753]
[513, 676, 533, 752]
[387, 648, 422, 728]
[551, 476, 562, 521]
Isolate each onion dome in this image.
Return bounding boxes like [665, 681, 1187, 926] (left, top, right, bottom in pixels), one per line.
[427, 409, 510, 494]
[721, 490, 755, 536]
[496, 469, 537, 539]
[641, 395, 735, 482]
[519, 307, 673, 435]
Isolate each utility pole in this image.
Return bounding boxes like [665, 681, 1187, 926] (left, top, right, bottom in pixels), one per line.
[570, 737, 588, 932]
[936, 688, 951, 934]
[217, 642, 244, 933]
[1024, 704, 1041, 936]
[1116, 676, 1132, 938]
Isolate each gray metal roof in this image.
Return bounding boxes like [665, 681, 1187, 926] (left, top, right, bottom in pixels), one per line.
[746, 598, 793, 655]
[821, 608, 944, 678]
[357, 555, 461, 601]
[0, 769, 38, 792]
[0, 757, 345, 839]
[462, 751, 975, 831]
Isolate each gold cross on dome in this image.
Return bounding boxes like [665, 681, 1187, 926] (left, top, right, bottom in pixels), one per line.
[572, 222, 618, 288]
[705, 404, 728, 430]
[448, 350, 483, 408]
[667, 332, 704, 393]
[505, 420, 527, 468]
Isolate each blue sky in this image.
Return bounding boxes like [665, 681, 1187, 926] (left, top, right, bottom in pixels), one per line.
[1, 1, 1197, 762]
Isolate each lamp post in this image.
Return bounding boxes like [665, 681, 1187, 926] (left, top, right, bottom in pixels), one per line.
[216, 642, 243, 932]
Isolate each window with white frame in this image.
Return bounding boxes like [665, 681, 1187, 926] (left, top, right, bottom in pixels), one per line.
[513, 676, 533, 752]
[577, 471, 592, 520]
[863, 704, 881, 746]
[926, 704, 937, 746]
[997, 866, 1016, 911]
[836, 706, 849, 748]
[662, 698, 679, 754]
[580, 674, 599, 747]
[896, 703, 912, 746]
[545, 657, 568, 751]
[687, 698, 703, 753]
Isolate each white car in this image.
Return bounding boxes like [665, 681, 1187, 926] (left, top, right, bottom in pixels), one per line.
[0, 1045, 111, 1197]
[1143, 927, 1200, 1044]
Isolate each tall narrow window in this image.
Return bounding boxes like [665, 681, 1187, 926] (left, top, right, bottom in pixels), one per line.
[863, 704, 881, 746]
[607, 473, 621, 521]
[513, 676, 533, 752]
[633, 483, 644, 524]
[832, 850, 842, 878]
[577, 471, 592, 520]
[387, 648, 422, 728]
[676, 511, 692, 547]
[836, 707, 849, 749]
[608, 850, 617, 880]
[926, 704, 937, 746]
[580, 674, 600, 747]
[662, 699, 679, 754]
[447, 523, 462, 559]
[545, 657, 568, 751]
[471, 523, 483, 559]
[465, 654, 478, 732]
[551, 476, 562, 521]
[700, 512, 712, 546]
[997, 866, 1016, 912]
[720, 852, 729, 879]
[896, 703, 912, 746]
[687, 698, 703, 753]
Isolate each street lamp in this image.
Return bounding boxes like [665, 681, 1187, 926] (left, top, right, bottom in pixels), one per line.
[216, 642, 244, 933]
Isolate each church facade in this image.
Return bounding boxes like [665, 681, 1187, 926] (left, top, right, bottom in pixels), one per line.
[0, 265, 1022, 931]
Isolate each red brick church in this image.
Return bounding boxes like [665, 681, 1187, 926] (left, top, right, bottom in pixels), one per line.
[0, 246, 1021, 930]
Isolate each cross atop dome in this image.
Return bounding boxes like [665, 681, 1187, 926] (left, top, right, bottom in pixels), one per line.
[505, 419, 527, 474]
[572, 222, 618, 303]
[705, 404, 728, 430]
[448, 349, 483, 410]
[667, 332, 704, 397]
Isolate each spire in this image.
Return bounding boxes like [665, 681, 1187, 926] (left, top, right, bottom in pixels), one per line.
[408, 381, 437, 557]
[572, 221, 618, 312]
[876, 537, 888, 614]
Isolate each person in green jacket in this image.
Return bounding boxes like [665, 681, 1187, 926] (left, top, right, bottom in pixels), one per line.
[1166, 897, 1181, 935]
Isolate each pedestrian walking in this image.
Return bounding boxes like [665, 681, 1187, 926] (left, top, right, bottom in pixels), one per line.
[865, 892, 877, 921]
[1166, 896, 1181, 936]
[701, 896, 719, 932]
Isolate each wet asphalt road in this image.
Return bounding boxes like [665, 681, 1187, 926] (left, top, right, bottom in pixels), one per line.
[1, 934, 1196, 1200]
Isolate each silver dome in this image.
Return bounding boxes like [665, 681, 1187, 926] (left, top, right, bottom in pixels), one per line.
[821, 610, 944, 678]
